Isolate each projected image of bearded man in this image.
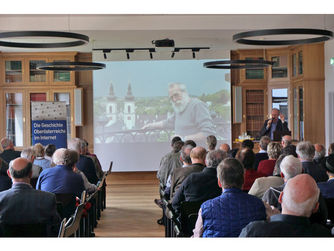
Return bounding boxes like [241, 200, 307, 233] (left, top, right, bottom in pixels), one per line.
[143, 82, 216, 141]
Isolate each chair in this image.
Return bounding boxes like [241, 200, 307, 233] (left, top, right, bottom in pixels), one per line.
[0, 223, 47, 237]
[178, 201, 204, 237]
[325, 198, 334, 226]
[58, 218, 67, 237]
[55, 193, 76, 220]
[63, 203, 85, 237]
[106, 161, 113, 175]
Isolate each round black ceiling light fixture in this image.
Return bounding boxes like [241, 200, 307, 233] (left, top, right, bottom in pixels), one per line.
[233, 28, 333, 46]
[37, 62, 106, 71]
[203, 59, 274, 69]
[0, 31, 89, 48]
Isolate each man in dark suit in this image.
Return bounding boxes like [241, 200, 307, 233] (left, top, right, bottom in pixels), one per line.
[254, 136, 270, 170]
[0, 159, 11, 192]
[259, 108, 289, 140]
[0, 158, 60, 237]
[0, 138, 21, 165]
[172, 150, 227, 213]
[68, 138, 98, 185]
[296, 141, 328, 182]
[169, 146, 206, 200]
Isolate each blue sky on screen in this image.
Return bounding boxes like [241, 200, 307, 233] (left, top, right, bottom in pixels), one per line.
[93, 59, 230, 98]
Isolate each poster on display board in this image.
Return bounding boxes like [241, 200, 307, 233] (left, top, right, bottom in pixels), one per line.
[31, 102, 67, 149]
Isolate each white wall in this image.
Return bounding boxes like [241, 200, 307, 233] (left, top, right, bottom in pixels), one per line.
[325, 40, 334, 149]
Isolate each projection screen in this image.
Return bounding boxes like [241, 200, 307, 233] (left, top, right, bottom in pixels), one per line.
[93, 59, 231, 171]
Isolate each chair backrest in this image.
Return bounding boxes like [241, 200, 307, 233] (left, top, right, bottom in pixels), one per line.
[0, 223, 47, 237]
[107, 161, 113, 175]
[179, 200, 204, 237]
[325, 198, 334, 222]
[55, 193, 76, 220]
[63, 203, 85, 237]
[58, 218, 67, 237]
[80, 190, 87, 204]
[97, 173, 106, 190]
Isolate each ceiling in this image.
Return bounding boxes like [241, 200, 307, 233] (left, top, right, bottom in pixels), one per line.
[1, 14, 334, 60]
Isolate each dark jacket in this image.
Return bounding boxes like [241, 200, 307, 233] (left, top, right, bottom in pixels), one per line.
[77, 155, 99, 185]
[170, 163, 205, 200]
[318, 178, 334, 199]
[259, 119, 289, 139]
[201, 188, 266, 237]
[239, 214, 331, 237]
[302, 161, 328, 183]
[0, 183, 61, 237]
[254, 152, 268, 170]
[0, 175, 12, 192]
[172, 167, 221, 213]
[0, 149, 21, 164]
[262, 183, 328, 225]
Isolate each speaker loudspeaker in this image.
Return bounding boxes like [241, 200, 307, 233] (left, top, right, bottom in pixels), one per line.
[233, 86, 242, 123]
[74, 88, 83, 126]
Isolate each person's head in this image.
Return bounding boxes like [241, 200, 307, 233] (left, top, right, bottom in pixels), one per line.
[273, 154, 286, 176]
[219, 143, 230, 153]
[83, 139, 89, 153]
[64, 149, 79, 169]
[259, 136, 271, 151]
[279, 174, 320, 218]
[281, 144, 297, 158]
[217, 158, 244, 189]
[281, 135, 292, 148]
[184, 139, 196, 148]
[171, 136, 182, 147]
[237, 148, 255, 170]
[172, 140, 184, 153]
[328, 143, 334, 155]
[314, 143, 326, 160]
[325, 154, 334, 177]
[68, 138, 81, 154]
[33, 143, 45, 158]
[296, 141, 315, 161]
[20, 147, 36, 163]
[180, 145, 194, 165]
[45, 144, 56, 158]
[206, 135, 217, 151]
[0, 137, 14, 150]
[190, 146, 207, 165]
[241, 140, 254, 150]
[267, 142, 282, 160]
[52, 148, 67, 166]
[7, 158, 32, 183]
[270, 108, 280, 122]
[205, 150, 227, 168]
[280, 155, 303, 182]
[168, 83, 190, 113]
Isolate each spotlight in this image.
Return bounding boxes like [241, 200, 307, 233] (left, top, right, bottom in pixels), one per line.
[150, 52, 153, 59]
[192, 51, 196, 59]
[127, 52, 130, 60]
[171, 52, 175, 58]
[103, 53, 107, 59]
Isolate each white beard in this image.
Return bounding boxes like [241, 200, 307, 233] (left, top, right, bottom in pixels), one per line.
[171, 94, 190, 114]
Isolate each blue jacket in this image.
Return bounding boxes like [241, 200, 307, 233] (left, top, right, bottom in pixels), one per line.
[201, 188, 266, 237]
[318, 178, 334, 199]
[36, 165, 85, 197]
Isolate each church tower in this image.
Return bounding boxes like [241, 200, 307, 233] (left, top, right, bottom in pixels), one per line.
[124, 83, 136, 129]
[106, 82, 117, 127]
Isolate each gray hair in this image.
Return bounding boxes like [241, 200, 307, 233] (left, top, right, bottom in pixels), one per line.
[296, 141, 315, 161]
[52, 148, 67, 165]
[20, 147, 35, 160]
[205, 150, 227, 168]
[280, 155, 303, 180]
[68, 138, 81, 153]
[259, 136, 271, 151]
[168, 82, 187, 92]
[52, 148, 78, 168]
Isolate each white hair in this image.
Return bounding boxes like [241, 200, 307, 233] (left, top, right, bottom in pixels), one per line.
[20, 147, 35, 160]
[280, 155, 303, 180]
[296, 141, 315, 161]
[68, 138, 81, 153]
[52, 148, 67, 165]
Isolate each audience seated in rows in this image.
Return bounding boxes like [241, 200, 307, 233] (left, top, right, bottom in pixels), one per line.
[0, 158, 60, 237]
[296, 141, 328, 182]
[33, 143, 52, 170]
[0, 159, 11, 192]
[240, 174, 331, 237]
[68, 138, 99, 185]
[83, 139, 104, 179]
[172, 150, 226, 213]
[206, 135, 217, 151]
[253, 136, 270, 170]
[257, 142, 282, 177]
[0, 138, 20, 165]
[193, 158, 266, 237]
[238, 148, 264, 192]
[317, 154, 334, 199]
[36, 148, 85, 197]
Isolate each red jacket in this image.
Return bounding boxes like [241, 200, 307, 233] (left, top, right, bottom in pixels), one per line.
[257, 159, 277, 177]
[243, 169, 264, 191]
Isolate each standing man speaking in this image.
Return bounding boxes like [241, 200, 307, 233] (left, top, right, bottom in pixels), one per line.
[259, 108, 289, 140]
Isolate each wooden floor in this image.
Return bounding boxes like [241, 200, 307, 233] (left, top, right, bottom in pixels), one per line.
[94, 172, 165, 237]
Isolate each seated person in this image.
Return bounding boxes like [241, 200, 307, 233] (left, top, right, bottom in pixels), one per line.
[36, 148, 85, 197]
[83, 139, 104, 179]
[44, 144, 56, 165]
[0, 158, 60, 237]
[193, 158, 266, 237]
[33, 143, 52, 170]
[254, 136, 270, 170]
[0, 138, 21, 164]
[172, 150, 226, 213]
[314, 143, 326, 166]
[238, 148, 264, 192]
[240, 174, 331, 237]
[317, 154, 334, 199]
[0, 159, 12, 192]
[206, 135, 217, 151]
[257, 142, 282, 176]
[219, 143, 237, 158]
[281, 135, 292, 149]
[20, 147, 43, 187]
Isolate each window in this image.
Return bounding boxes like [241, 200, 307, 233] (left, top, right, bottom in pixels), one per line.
[272, 88, 288, 123]
[6, 93, 23, 146]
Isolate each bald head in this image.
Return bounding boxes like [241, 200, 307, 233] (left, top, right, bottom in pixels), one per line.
[219, 143, 230, 153]
[281, 135, 292, 148]
[8, 157, 32, 182]
[280, 174, 320, 217]
[314, 144, 326, 160]
[1, 137, 13, 150]
[190, 146, 207, 165]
